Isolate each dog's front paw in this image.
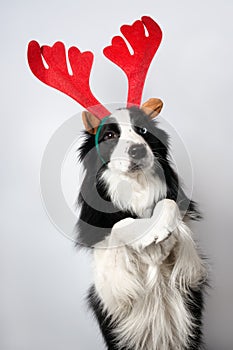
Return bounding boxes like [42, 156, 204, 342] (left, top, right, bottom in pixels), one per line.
[152, 199, 181, 243]
[133, 199, 181, 249]
[109, 199, 181, 249]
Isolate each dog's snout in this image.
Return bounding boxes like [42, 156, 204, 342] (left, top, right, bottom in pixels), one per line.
[128, 144, 147, 160]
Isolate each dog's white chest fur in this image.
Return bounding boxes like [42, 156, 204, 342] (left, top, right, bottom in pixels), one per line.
[101, 169, 166, 217]
[94, 238, 184, 350]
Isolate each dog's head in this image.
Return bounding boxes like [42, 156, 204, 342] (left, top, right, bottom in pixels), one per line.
[94, 108, 158, 174]
[78, 101, 171, 217]
[80, 98, 166, 171]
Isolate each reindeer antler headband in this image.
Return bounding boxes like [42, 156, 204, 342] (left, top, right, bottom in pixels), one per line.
[27, 16, 163, 130]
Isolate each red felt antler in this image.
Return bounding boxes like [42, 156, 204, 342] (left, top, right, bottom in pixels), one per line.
[27, 16, 162, 120]
[103, 16, 162, 107]
[27, 41, 110, 119]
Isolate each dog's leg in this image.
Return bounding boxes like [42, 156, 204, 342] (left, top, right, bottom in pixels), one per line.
[169, 221, 207, 290]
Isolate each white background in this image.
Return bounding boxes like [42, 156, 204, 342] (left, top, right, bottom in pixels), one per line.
[1, 1, 233, 349]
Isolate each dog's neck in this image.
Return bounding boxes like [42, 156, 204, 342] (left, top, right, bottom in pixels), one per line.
[101, 168, 167, 218]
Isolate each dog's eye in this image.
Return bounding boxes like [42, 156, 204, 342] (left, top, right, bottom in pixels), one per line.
[103, 131, 117, 140]
[137, 127, 147, 135]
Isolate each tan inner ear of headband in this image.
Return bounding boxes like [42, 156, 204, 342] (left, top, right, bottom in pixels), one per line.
[141, 98, 163, 119]
[82, 111, 101, 134]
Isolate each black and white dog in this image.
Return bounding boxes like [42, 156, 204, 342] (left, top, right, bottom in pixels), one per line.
[76, 104, 207, 350]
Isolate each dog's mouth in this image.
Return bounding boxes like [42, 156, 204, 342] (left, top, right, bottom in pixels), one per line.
[107, 153, 154, 175]
[128, 162, 142, 172]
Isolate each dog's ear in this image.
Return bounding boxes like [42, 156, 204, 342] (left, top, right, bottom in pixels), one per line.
[82, 111, 101, 134]
[141, 98, 163, 119]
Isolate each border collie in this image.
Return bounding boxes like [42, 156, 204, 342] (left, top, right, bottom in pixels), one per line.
[76, 105, 207, 350]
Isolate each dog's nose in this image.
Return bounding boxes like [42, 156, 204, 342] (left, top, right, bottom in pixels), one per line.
[128, 144, 147, 160]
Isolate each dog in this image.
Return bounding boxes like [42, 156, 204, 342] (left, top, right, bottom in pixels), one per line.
[76, 103, 207, 350]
